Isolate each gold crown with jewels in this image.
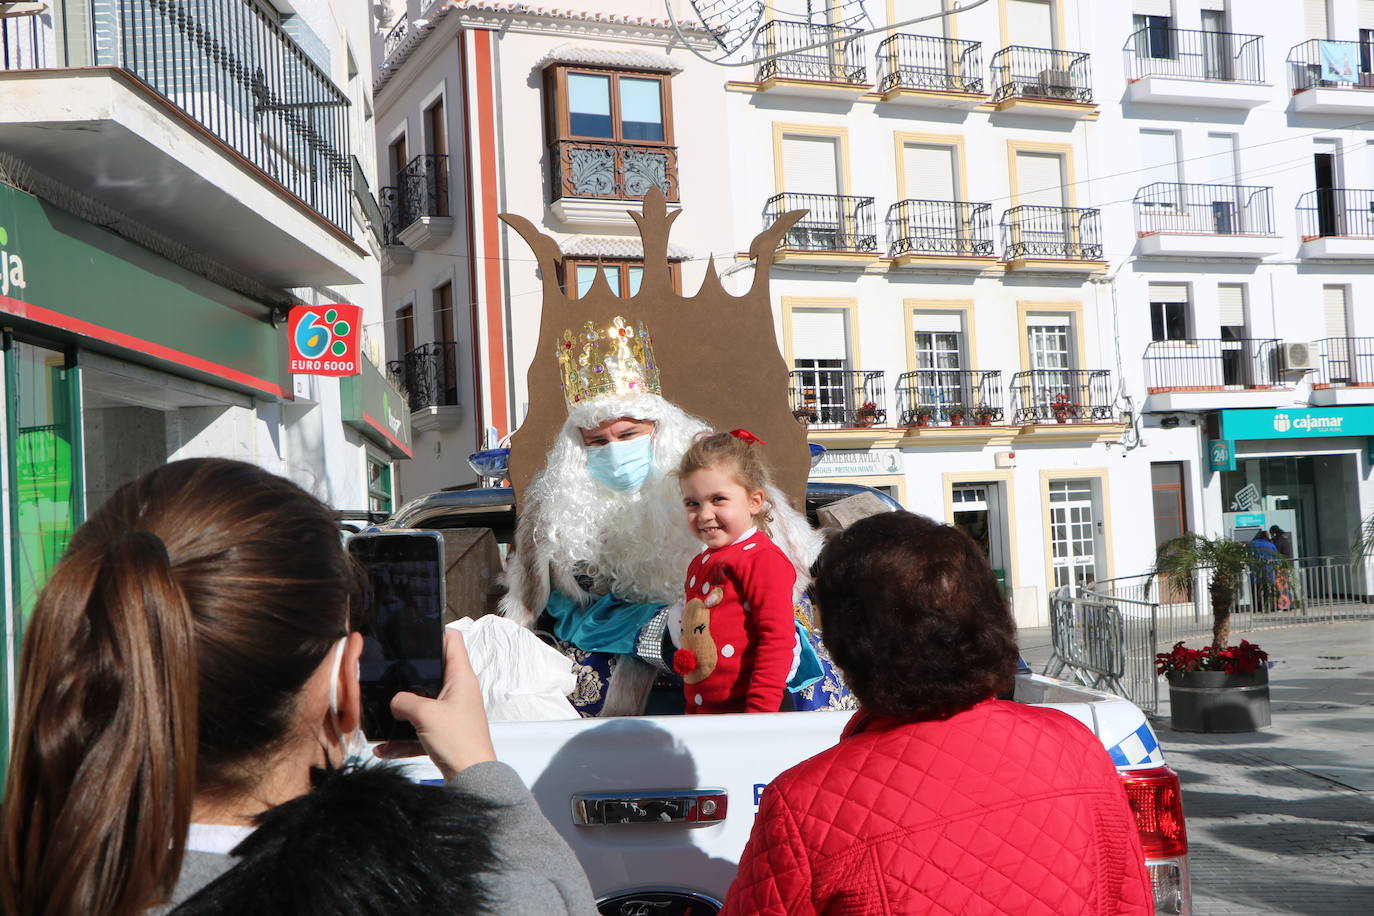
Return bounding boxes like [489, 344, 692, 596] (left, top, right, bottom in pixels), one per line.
[556, 316, 661, 406]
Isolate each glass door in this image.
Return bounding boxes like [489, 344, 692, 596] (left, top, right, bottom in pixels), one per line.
[1049, 479, 1099, 588]
[914, 330, 963, 420]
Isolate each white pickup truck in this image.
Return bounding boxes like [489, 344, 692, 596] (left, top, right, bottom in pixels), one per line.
[385, 485, 1191, 916]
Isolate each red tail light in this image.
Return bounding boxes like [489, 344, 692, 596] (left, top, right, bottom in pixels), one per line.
[1120, 765, 1188, 859]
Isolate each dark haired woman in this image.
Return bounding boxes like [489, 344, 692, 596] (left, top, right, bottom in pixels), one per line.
[0, 458, 595, 915]
[722, 512, 1152, 915]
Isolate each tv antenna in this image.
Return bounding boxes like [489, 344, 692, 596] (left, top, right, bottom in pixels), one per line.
[667, 0, 992, 66]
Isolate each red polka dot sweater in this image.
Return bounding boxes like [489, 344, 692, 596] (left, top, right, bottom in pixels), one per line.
[682, 529, 797, 714]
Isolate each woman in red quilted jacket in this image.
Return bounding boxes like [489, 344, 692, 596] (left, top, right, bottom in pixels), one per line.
[722, 512, 1154, 916]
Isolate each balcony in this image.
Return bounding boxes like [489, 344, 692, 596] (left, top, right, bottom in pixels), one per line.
[989, 46, 1095, 117]
[1123, 27, 1268, 108]
[789, 370, 887, 430]
[895, 369, 1004, 427]
[1311, 337, 1374, 406]
[875, 34, 986, 108]
[550, 139, 679, 226]
[887, 199, 995, 269]
[765, 192, 880, 267]
[1000, 206, 1105, 273]
[1010, 369, 1116, 425]
[1287, 40, 1374, 114]
[0, 0, 361, 285]
[1298, 189, 1374, 258]
[1133, 183, 1280, 258]
[753, 19, 870, 99]
[387, 340, 461, 430]
[1143, 338, 1287, 411]
[390, 154, 451, 250]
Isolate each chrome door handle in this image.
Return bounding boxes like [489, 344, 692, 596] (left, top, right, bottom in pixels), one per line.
[572, 789, 728, 826]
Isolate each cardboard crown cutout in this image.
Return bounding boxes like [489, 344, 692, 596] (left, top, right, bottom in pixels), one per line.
[499, 187, 808, 509]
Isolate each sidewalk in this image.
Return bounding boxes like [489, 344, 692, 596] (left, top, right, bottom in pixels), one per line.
[1019, 620, 1374, 915]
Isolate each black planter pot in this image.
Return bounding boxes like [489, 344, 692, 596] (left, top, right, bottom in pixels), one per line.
[1165, 668, 1270, 733]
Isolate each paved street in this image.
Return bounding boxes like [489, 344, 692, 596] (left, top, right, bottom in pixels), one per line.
[1019, 620, 1374, 915]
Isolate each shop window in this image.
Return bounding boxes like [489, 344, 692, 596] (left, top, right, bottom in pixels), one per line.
[367, 453, 393, 516]
[544, 65, 677, 202]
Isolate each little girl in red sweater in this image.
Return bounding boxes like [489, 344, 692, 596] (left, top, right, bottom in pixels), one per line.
[674, 430, 797, 714]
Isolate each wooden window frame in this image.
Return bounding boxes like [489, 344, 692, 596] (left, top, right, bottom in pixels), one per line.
[544, 65, 676, 147]
[562, 259, 681, 300]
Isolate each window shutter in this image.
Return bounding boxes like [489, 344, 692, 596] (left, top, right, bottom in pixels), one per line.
[1025, 312, 1072, 328]
[1361, 0, 1374, 30]
[791, 309, 848, 360]
[1217, 285, 1247, 327]
[913, 310, 964, 333]
[903, 144, 957, 201]
[1015, 151, 1065, 207]
[1007, 0, 1055, 48]
[782, 135, 840, 195]
[1323, 286, 1349, 338]
[1305, 0, 1329, 41]
[1199, 0, 1226, 10]
[1149, 283, 1189, 303]
[1133, 0, 1172, 16]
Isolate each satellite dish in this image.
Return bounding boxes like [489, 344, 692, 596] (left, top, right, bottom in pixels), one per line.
[666, 0, 991, 67]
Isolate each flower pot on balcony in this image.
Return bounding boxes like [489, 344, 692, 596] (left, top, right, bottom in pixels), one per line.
[949, 414, 964, 427]
[911, 416, 930, 428]
[976, 412, 995, 426]
[1053, 409, 1070, 424]
[1165, 668, 1271, 733]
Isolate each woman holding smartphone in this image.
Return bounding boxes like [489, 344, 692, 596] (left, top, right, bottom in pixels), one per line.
[0, 458, 595, 915]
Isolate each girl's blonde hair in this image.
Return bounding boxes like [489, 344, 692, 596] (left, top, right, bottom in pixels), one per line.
[676, 431, 777, 534]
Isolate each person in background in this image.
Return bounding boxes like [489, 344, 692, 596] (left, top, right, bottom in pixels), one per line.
[723, 511, 1153, 915]
[0, 458, 595, 916]
[1269, 524, 1293, 558]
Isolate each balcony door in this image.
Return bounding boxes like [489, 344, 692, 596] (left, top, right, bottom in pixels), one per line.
[912, 312, 965, 419]
[902, 143, 961, 252]
[791, 308, 850, 427]
[1028, 316, 1074, 415]
[1201, 7, 1232, 80]
[1014, 150, 1068, 254]
[424, 98, 449, 217]
[1218, 284, 1253, 387]
[783, 134, 843, 248]
[1007, 0, 1055, 49]
[1132, 8, 1173, 60]
[1324, 285, 1352, 383]
[1314, 141, 1342, 237]
[1207, 132, 1242, 233]
[432, 282, 457, 407]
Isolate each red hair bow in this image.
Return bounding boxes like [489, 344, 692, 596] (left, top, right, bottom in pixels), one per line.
[729, 428, 765, 445]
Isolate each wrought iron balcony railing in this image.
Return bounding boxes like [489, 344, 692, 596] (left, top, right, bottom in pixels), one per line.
[754, 18, 867, 84]
[1143, 338, 1283, 392]
[382, 13, 410, 62]
[888, 199, 994, 258]
[895, 369, 1004, 426]
[395, 153, 450, 229]
[1297, 188, 1374, 238]
[876, 33, 984, 94]
[88, 0, 353, 232]
[551, 139, 679, 202]
[1124, 27, 1264, 83]
[1288, 39, 1374, 92]
[767, 193, 877, 252]
[990, 45, 1092, 104]
[1314, 336, 1374, 387]
[1000, 206, 1102, 261]
[1, 8, 47, 69]
[377, 186, 405, 245]
[1134, 182, 1275, 236]
[1010, 369, 1115, 424]
[387, 340, 460, 411]
[789, 369, 887, 429]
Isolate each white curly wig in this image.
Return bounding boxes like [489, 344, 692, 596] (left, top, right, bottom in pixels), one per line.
[501, 391, 822, 627]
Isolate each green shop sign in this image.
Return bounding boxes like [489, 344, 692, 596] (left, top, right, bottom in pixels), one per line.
[0, 182, 286, 398]
[1208, 439, 1236, 472]
[341, 358, 413, 458]
[1219, 406, 1374, 441]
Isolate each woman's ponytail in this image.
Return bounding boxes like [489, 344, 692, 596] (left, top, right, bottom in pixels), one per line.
[0, 530, 199, 916]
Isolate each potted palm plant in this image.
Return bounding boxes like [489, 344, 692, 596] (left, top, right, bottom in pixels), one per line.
[1148, 534, 1284, 733]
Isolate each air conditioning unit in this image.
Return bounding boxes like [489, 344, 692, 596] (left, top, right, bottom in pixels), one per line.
[1037, 68, 1076, 100]
[1281, 341, 1317, 371]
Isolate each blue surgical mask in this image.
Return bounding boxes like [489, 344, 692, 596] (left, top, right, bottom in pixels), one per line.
[585, 435, 655, 491]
